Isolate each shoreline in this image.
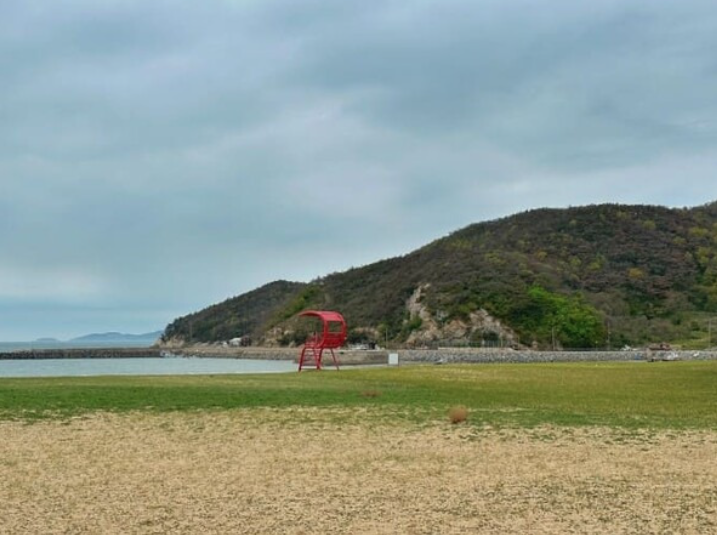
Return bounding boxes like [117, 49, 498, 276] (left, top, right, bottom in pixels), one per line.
[3, 345, 717, 365]
[152, 345, 717, 364]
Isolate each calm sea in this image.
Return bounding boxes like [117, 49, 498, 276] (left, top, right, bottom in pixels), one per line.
[0, 357, 297, 378]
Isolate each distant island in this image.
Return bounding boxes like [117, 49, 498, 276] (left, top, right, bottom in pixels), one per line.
[70, 331, 163, 343]
[0, 331, 164, 352]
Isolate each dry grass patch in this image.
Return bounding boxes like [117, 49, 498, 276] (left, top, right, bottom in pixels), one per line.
[0, 410, 716, 534]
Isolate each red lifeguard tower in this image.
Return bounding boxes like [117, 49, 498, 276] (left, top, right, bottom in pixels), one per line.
[297, 310, 347, 371]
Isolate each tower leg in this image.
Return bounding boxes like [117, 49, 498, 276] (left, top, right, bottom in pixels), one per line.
[316, 348, 323, 370]
[329, 348, 340, 371]
[298, 347, 307, 371]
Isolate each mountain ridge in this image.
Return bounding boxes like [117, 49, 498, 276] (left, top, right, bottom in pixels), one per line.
[162, 201, 717, 349]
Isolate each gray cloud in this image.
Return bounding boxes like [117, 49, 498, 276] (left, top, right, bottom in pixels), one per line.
[1, 0, 717, 339]
[293, 0, 717, 169]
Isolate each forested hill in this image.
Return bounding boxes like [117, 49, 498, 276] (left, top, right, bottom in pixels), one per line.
[162, 201, 717, 349]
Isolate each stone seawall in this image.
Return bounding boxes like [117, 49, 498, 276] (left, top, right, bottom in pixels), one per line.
[0, 348, 163, 360]
[4, 346, 717, 364]
[160, 346, 717, 365]
[165, 346, 388, 365]
[397, 348, 717, 364]
[163, 346, 297, 360]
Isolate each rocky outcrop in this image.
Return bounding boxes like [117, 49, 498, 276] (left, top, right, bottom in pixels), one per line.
[404, 285, 520, 348]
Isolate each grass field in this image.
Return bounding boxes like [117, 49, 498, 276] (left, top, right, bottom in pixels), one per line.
[1, 361, 716, 429]
[2, 362, 716, 533]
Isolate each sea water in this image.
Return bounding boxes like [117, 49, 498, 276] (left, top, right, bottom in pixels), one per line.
[0, 357, 297, 378]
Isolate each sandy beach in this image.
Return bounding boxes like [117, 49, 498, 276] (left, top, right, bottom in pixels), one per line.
[1, 410, 716, 534]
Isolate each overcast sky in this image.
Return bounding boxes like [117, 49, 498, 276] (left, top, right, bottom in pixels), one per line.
[2, 0, 717, 340]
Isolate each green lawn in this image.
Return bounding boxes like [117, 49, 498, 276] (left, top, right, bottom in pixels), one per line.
[1, 361, 716, 429]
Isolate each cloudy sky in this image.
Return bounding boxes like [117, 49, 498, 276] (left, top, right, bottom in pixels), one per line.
[2, 0, 717, 340]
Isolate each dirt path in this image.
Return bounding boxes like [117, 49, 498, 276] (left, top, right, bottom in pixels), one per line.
[1, 410, 715, 534]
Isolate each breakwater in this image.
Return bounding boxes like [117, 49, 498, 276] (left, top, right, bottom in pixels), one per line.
[0, 348, 163, 360]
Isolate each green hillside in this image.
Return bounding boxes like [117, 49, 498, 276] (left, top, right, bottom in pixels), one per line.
[162, 202, 717, 349]
[162, 280, 308, 344]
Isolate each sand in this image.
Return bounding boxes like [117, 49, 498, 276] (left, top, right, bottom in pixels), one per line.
[1, 409, 716, 534]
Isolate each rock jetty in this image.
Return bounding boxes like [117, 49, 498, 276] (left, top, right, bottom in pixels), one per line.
[0, 348, 163, 360]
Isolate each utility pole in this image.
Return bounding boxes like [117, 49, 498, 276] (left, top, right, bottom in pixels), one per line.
[709, 318, 713, 350]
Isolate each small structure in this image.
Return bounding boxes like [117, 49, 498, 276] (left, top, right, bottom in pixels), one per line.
[297, 310, 347, 371]
[648, 342, 672, 351]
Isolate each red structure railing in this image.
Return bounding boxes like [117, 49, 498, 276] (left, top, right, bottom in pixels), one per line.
[297, 310, 347, 371]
